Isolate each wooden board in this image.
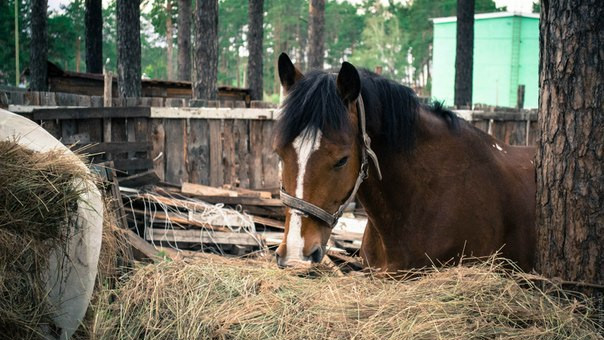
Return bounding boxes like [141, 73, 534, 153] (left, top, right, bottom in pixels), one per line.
[118, 170, 160, 187]
[150, 107, 275, 120]
[73, 142, 152, 154]
[249, 120, 264, 189]
[208, 119, 223, 187]
[222, 119, 236, 185]
[234, 119, 250, 188]
[31, 107, 151, 120]
[146, 228, 262, 246]
[164, 119, 188, 185]
[113, 159, 153, 171]
[181, 182, 239, 197]
[151, 119, 166, 181]
[187, 119, 210, 185]
[190, 195, 283, 207]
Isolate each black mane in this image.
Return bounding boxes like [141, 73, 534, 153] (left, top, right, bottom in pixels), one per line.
[276, 69, 458, 152]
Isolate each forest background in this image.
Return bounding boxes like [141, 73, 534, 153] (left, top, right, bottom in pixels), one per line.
[0, 0, 540, 102]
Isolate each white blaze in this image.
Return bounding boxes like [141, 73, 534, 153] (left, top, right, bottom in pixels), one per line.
[285, 130, 322, 262]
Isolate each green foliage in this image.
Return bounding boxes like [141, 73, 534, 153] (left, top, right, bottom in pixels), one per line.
[47, 0, 85, 72]
[350, 3, 408, 81]
[0, 0, 31, 86]
[0, 0, 503, 98]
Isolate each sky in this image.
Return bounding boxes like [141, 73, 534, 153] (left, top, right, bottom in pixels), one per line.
[48, 0, 539, 14]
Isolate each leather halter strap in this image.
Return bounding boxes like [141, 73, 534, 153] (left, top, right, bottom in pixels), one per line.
[279, 94, 382, 228]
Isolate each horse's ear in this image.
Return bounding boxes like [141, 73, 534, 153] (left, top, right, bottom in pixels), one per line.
[337, 61, 361, 104]
[278, 53, 303, 91]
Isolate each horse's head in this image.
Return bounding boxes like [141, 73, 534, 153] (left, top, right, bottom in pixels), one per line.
[273, 53, 365, 268]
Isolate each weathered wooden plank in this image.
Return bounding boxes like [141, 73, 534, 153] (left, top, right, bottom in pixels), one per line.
[189, 195, 283, 207]
[73, 142, 152, 154]
[222, 119, 236, 185]
[146, 228, 262, 246]
[252, 216, 284, 229]
[208, 119, 223, 187]
[118, 170, 160, 187]
[470, 111, 537, 121]
[113, 158, 153, 171]
[181, 182, 238, 197]
[110, 117, 128, 161]
[40, 119, 61, 139]
[234, 119, 250, 188]
[151, 119, 166, 181]
[164, 119, 188, 185]
[222, 185, 272, 199]
[261, 120, 279, 189]
[187, 119, 210, 185]
[133, 118, 151, 159]
[150, 107, 274, 120]
[249, 120, 264, 189]
[31, 107, 150, 120]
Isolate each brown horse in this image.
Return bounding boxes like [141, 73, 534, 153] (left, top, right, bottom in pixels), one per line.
[274, 53, 536, 272]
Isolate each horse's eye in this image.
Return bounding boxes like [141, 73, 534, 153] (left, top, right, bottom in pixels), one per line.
[334, 156, 349, 169]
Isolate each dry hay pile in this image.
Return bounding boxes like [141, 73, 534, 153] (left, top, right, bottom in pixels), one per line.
[92, 255, 603, 340]
[0, 141, 91, 338]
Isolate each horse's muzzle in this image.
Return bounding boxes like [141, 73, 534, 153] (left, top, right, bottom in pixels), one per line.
[275, 245, 325, 268]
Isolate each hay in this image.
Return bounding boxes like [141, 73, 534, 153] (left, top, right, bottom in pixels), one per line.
[92, 256, 603, 340]
[0, 141, 92, 339]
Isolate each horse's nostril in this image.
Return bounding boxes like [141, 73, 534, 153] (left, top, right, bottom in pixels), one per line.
[310, 246, 324, 263]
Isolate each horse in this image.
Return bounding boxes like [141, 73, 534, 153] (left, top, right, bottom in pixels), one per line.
[273, 53, 536, 272]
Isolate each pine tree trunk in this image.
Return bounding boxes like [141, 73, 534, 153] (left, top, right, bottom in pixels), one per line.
[193, 0, 218, 100]
[177, 0, 191, 81]
[247, 0, 264, 101]
[454, 0, 474, 108]
[166, 0, 174, 80]
[535, 0, 603, 302]
[85, 0, 103, 74]
[30, 0, 48, 91]
[117, 0, 141, 97]
[307, 0, 325, 70]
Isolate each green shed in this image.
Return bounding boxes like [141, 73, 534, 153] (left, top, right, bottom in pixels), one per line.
[431, 12, 539, 108]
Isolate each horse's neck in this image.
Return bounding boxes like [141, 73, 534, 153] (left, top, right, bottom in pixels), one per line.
[357, 109, 474, 224]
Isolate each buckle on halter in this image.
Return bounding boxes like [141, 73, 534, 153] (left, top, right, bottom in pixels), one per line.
[360, 162, 369, 179]
[363, 134, 372, 148]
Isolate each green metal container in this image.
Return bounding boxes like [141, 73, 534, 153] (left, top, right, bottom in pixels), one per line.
[431, 12, 539, 108]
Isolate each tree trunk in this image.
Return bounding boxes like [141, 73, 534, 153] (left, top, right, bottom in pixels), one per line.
[30, 0, 48, 91]
[247, 0, 264, 101]
[307, 0, 325, 70]
[177, 0, 191, 81]
[116, 0, 141, 97]
[85, 0, 103, 74]
[166, 0, 174, 80]
[193, 0, 218, 100]
[535, 0, 603, 303]
[454, 0, 474, 108]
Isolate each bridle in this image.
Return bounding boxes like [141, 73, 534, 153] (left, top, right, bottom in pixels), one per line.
[279, 95, 382, 228]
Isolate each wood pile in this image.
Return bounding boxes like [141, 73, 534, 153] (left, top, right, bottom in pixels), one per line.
[117, 175, 364, 261]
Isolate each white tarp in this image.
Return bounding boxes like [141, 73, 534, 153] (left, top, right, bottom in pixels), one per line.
[0, 109, 103, 340]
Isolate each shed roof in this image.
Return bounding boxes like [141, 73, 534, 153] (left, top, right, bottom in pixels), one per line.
[432, 11, 539, 24]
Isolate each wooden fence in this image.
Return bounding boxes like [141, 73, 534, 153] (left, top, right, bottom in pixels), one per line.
[2, 90, 538, 191]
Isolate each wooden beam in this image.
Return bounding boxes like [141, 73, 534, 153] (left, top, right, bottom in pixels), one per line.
[252, 215, 284, 229]
[125, 207, 228, 230]
[181, 182, 239, 197]
[113, 158, 153, 171]
[188, 195, 283, 207]
[150, 107, 275, 120]
[32, 107, 151, 120]
[118, 169, 160, 187]
[74, 141, 152, 154]
[146, 228, 263, 246]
